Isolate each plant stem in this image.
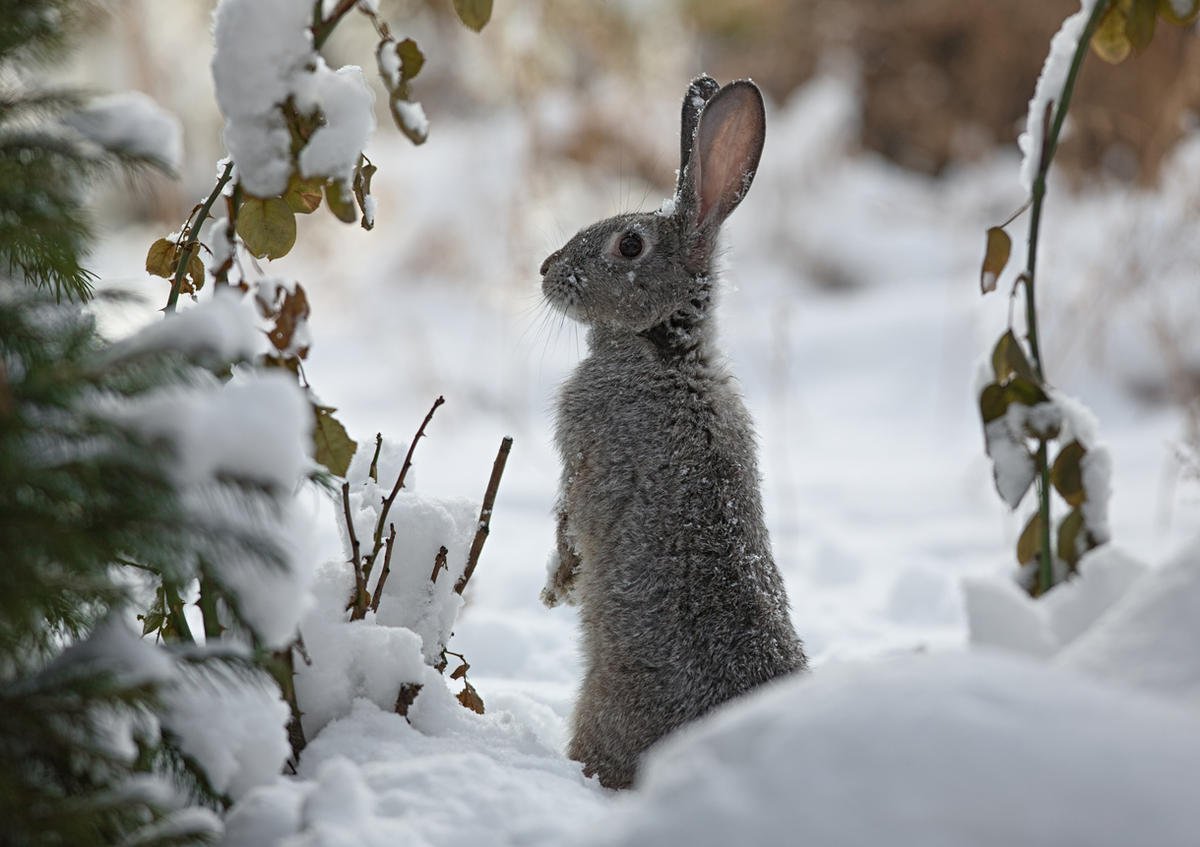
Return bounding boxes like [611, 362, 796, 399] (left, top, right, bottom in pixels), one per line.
[165, 161, 234, 314]
[312, 0, 358, 50]
[455, 436, 513, 596]
[1023, 0, 1110, 594]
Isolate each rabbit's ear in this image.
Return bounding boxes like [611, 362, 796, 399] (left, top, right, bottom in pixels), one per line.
[677, 80, 765, 266]
[676, 75, 720, 198]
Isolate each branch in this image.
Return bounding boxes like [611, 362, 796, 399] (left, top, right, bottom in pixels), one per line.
[165, 160, 234, 314]
[312, 0, 359, 50]
[368, 523, 397, 615]
[455, 436, 513, 596]
[342, 481, 367, 617]
[365, 396, 444, 574]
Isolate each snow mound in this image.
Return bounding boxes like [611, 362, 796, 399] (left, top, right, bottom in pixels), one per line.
[1058, 539, 1200, 708]
[585, 652, 1200, 847]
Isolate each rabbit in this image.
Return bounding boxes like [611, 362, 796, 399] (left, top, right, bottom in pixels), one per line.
[539, 76, 807, 789]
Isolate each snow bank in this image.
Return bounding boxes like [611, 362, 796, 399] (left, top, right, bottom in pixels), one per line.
[584, 652, 1200, 847]
[106, 287, 262, 365]
[963, 544, 1148, 657]
[224, 696, 606, 846]
[1058, 539, 1200, 707]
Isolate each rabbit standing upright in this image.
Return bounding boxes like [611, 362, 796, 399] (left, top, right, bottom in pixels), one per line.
[539, 76, 807, 789]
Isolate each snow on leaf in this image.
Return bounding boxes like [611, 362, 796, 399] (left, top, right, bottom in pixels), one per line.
[313, 404, 357, 478]
[984, 417, 1037, 509]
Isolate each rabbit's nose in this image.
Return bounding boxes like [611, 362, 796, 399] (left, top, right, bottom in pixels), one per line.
[540, 249, 562, 276]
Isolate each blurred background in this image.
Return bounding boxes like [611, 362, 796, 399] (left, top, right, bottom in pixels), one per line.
[66, 0, 1200, 686]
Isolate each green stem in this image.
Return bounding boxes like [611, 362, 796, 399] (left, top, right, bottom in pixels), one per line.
[165, 161, 234, 314]
[1023, 0, 1110, 595]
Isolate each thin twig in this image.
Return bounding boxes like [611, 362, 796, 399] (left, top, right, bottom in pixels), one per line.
[312, 0, 359, 49]
[368, 432, 383, 483]
[455, 436, 513, 596]
[366, 396, 444, 573]
[166, 161, 234, 314]
[368, 523, 397, 614]
[342, 481, 366, 617]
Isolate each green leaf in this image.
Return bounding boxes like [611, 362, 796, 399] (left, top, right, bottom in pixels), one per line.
[1051, 440, 1087, 507]
[980, 227, 1010, 294]
[1159, 0, 1200, 25]
[1004, 376, 1049, 408]
[237, 197, 297, 259]
[452, 0, 493, 31]
[1092, 3, 1133, 63]
[325, 181, 358, 224]
[979, 382, 1008, 424]
[991, 330, 1037, 384]
[1017, 510, 1042, 565]
[285, 175, 324, 214]
[313, 404, 357, 478]
[1057, 507, 1086, 568]
[396, 38, 425, 82]
[1126, 0, 1159, 50]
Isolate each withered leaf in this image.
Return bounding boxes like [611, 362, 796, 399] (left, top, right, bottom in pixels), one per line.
[312, 404, 357, 478]
[980, 227, 1011, 294]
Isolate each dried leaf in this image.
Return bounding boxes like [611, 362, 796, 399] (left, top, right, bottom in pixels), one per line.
[313, 404, 357, 477]
[266, 283, 311, 357]
[145, 237, 177, 278]
[353, 161, 378, 232]
[457, 681, 485, 714]
[1051, 440, 1087, 507]
[285, 175, 324, 214]
[980, 227, 1010, 294]
[1017, 511, 1042, 565]
[1092, 3, 1133, 63]
[450, 661, 469, 680]
[395, 682, 422, 717]
[237, 197, 297, 259]
[185, 250, 206, 295]
[452, 0, 493, 32]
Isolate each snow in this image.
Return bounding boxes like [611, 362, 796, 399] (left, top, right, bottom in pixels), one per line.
[1017, 1, 1101, 192]
[106, 287, 261, 365]
[211, 0, 312, 197]
[583, 652, 1200, 847]
[296, 62, 376, 186]
[65, 91, 184, 172]
[393, 100, 429, 140]
[1059, 538, 1200, 707]
[159, 666, 292, 800]
[982, 416, 1036, 508]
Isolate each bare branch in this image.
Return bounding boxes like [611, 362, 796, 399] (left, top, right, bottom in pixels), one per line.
[368, 523, 397, 615]
[342, 481, 367, 619]
[455, 436, 513, 596]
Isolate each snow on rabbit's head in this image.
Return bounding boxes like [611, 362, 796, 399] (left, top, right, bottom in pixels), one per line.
[540, 77, 765, 332]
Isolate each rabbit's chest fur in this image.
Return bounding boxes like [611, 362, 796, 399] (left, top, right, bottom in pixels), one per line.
[556, 329, 803, 686]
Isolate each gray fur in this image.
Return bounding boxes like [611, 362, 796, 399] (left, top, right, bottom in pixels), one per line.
[539, 77, 807, 789]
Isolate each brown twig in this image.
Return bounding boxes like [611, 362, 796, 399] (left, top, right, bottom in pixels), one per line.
[455, 436, 513, 595]
[365, 396, 444, 573]
[342, 481, 367, 618]
[368, 523, 397, 615]
[368, 432, 383, 483]
[312, 0, 358, 50]
[165, 161, 233, 314]
[429, 545, 448, 583]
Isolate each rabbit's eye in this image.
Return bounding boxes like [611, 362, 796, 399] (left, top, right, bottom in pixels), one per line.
[618, 232, 643, 259]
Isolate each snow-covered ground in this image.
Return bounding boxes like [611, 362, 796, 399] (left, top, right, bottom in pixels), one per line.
[92, 71, 1200, 845]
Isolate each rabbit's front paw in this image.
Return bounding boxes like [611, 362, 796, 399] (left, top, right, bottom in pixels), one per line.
[541, 548, 581, 608]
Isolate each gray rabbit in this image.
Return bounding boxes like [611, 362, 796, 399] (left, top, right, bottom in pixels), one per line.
[539, 76, 807, 789]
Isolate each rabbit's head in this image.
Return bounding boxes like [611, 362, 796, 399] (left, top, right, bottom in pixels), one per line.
[540, 77, 765, 333]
